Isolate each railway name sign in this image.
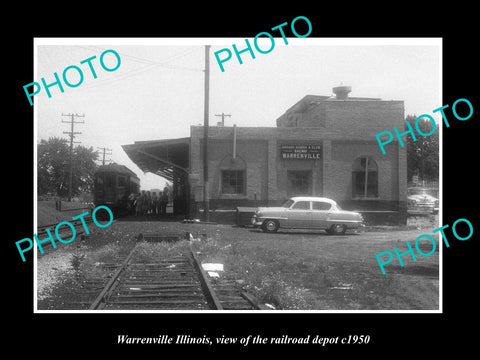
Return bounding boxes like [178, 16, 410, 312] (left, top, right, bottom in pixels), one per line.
[280, 144, 321, 160]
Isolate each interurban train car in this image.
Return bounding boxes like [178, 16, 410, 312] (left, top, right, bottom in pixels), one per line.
[93, 163, 140, 215]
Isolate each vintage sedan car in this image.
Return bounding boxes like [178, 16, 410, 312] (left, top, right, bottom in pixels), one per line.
[407, 187, 439, 215]
[251, 196, 364, 234]
[407, 193, 439, 215]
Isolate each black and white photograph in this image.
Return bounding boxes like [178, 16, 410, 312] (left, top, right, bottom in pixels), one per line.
[6, 8, 478, 356]
[33, 38, 441, 313]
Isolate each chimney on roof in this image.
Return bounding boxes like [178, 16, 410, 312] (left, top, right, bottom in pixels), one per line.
[333, 85, 351, 100]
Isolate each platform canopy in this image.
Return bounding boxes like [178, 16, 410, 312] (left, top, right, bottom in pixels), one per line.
[122, 138, 190, 183]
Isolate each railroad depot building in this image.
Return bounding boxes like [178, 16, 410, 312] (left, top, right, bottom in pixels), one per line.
[123, 86, 407, 224]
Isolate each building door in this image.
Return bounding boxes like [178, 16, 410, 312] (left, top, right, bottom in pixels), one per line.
[287, 170, 312, 197]
[173, 174, 189, 216]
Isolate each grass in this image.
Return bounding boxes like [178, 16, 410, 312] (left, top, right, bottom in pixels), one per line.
[37, 200, 92, 227]
[191, 223, 439, 310]
[133, 240, 191, 263]
[192, 236, 317, 309]
[37, 214, 439, 311]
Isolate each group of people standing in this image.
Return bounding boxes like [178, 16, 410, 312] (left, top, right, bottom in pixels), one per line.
[128, 188, 169, 216]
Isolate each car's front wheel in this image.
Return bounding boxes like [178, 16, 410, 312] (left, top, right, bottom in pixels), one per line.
[262, 219, 279, 233]
[327, 224, 346, 235]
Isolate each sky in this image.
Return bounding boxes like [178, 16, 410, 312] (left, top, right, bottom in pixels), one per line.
[34, 38, 441, 190]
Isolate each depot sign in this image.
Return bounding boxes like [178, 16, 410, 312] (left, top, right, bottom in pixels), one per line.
[280, 144, 321, 160]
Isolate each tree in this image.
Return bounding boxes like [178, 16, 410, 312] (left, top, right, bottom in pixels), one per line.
[72, 145, 99, 195]
[37, 137, 98, 197]
[406, 115, 439, 182]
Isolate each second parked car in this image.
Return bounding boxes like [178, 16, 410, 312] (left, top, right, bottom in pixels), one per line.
[251, 196, 364, 234]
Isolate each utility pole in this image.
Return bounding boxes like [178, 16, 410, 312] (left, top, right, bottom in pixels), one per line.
[97, 147, 112, 165]
[203, 45, 210, 222]
[215, 112, 231, 126]
[62, 113, 84, 201]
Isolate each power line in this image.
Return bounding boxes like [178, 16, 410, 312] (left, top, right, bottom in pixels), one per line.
[97, 147, 112, 165]
[203, 45, 210, 222]
[77, 45, 200, 67]
[62, 113, 85, 201]
[74, 49, 203, 93]
[215, 113, 232, 126]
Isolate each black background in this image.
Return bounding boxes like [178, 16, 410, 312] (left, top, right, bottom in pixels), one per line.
[6, 5, 477, 356]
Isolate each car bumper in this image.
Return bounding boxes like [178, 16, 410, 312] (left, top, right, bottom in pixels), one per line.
[331, 220, 364, 230]
[407, 205, 435, 214]
[251, 216, 263, 227]
[251, 216, 365, 230]
[351, 222, 366, 233]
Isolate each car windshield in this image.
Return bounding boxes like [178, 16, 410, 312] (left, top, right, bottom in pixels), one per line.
[281, 199, 295, 208]
[408, 188, 436, 197]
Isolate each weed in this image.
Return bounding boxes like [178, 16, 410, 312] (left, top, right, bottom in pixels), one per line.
[133, 240, 190, 262]
[254, 273, 311, 310]
[70, 252, 85, 280]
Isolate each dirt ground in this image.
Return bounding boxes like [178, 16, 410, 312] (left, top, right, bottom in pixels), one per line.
[36, 214, 440, 311]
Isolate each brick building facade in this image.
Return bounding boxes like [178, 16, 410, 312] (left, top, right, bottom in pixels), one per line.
[123, 86, 407, 224]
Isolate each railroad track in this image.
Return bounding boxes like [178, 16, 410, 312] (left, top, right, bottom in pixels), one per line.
[35, 216, 95, 253]
[89, 237, 261, 310]
[37, 216, 94, 237]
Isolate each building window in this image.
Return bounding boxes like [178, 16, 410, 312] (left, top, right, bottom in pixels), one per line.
[105, 174, 115, 188]
[352, 156, 378, 198]
[117, 176, 126, 187]
[221, 170, 245, 194]
[287, 170, 312, 197]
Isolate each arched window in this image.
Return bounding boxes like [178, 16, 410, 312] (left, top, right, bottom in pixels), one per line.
[352, 156, 378, 198]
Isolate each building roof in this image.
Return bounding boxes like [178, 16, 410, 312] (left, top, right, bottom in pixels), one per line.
[276, 86, 403, 129]
[122, 137, 190, 183]
[95, 163, 139, 179]
[279, 93, 383, 118]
